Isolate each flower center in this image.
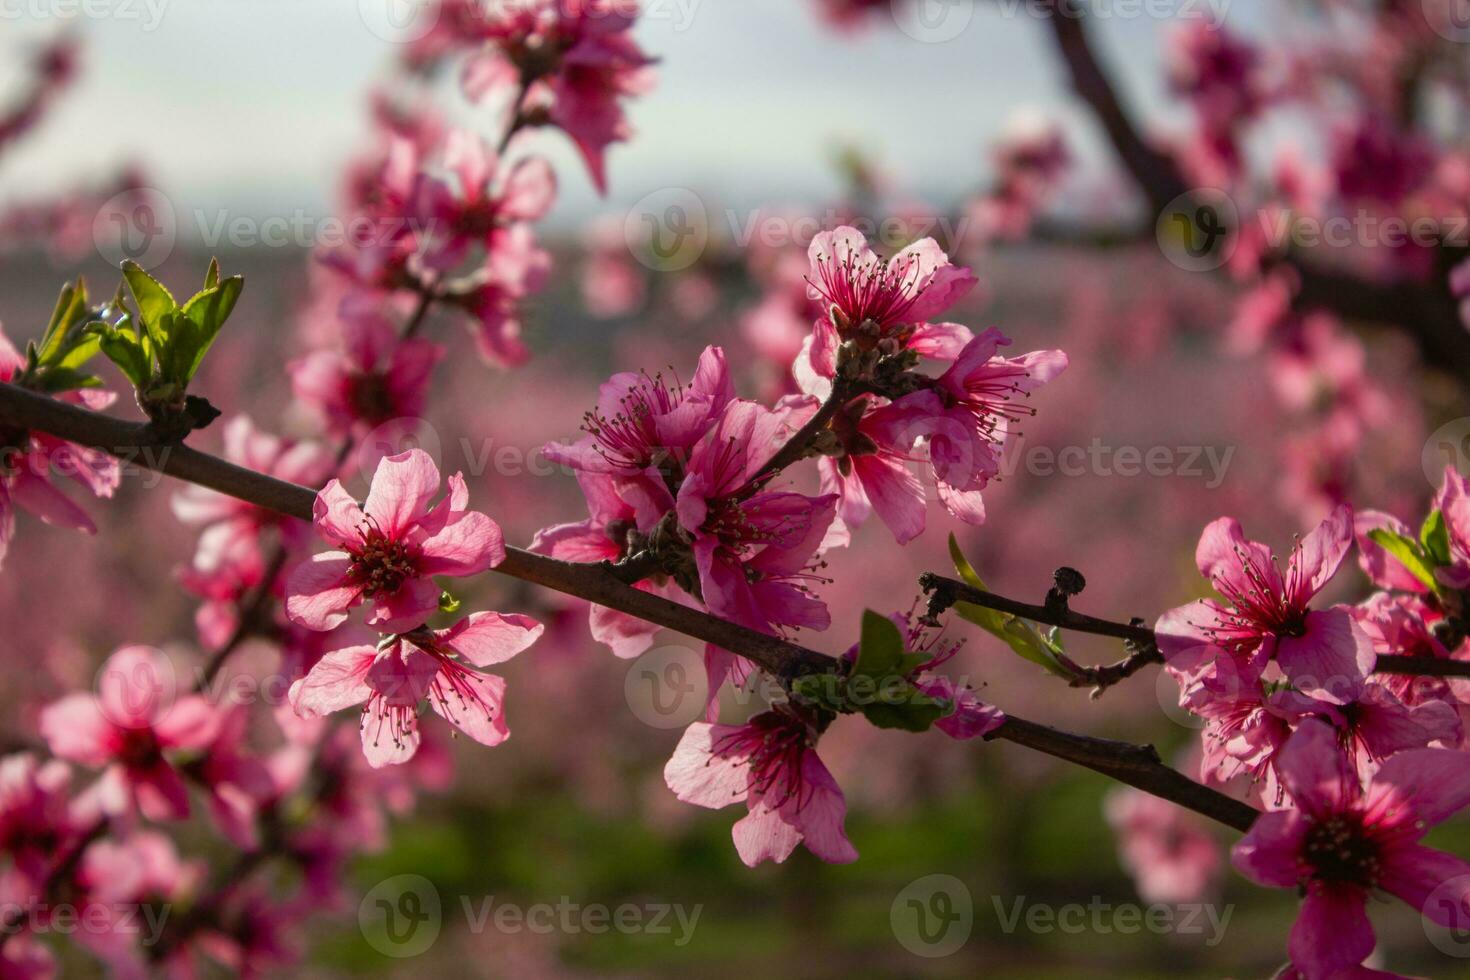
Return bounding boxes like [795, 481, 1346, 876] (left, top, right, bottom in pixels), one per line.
[1303, 813, 1381, 888]
[349, 525, 416, 597]
[581, 369, 690, 477]
[347, 372, 396, 424]
[714, 711, 814, 810]
[117, 727, 164, 771]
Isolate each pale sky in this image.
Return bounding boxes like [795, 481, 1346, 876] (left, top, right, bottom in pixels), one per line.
[0, 0, 1274, 230]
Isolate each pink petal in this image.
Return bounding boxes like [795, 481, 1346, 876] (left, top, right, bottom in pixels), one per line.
[365, 575, 441, 634]
[9, 467, 93, 533]
[1274, 608, 1374, 704]
[1288, 884, 1375, 979]
[38, 694, 115, 765]
[311, 481, 367, 549]
[1231, 809, 1308, 887]
[502, 158, 557, 221]
[417, 510, 506, 576]
[1290, 504, 1353, 604]
[363, 449, 440, 537]
[283, 552, 361, 631]
[429, 672, 509, 746]
[290, 646, 376, 717]
[439, 611, 543, 667]
[731, 801, 803, 867]
[789, 752, 859, 863]
[663, 722, 749, 809]
[1367, 746, 1470, 830]
[1277, 718, 1359, 817]
[1379, 844, 1470, 928]
[153, 696, 221, 751]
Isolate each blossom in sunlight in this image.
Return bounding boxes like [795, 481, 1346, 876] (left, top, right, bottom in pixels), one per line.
[416, 0, 656, 194]
[675, 399, 837, 635]
[664, 707, 858, 867]
[1233, 720, 1470, 978]
[290, 612, 543, 767]
[797, 226, 977, 398]
[39, 646, 221, 821]
[894, 328, 1067, 525]
[285, 449, 505, 633]
[288, 309, 444, 440]
[411, 129, 557, 272]
[1154, 505, 1375, 703]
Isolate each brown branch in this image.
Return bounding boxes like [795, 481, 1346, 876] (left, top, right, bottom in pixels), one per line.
[0, 380, 1261, 833]
[987, 717, 1258, 832]
[1374, 655, 1470, 678]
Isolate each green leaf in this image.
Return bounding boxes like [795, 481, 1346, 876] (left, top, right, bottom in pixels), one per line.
[439, 591, 461, 614]
[852, 609, 904, 682]
[1368, 528, 1438, 592]
[1421, 510, 1452, 568]
[121, 260, 176, 325]
[175, 275, 242, 380]
[37, 280, 88, 366]
[203, 257, 221, 291]
[34, 368, 102, 393]
[96, 326, 152, 390]
[860, 684, 947, 732]
[947, 534, 1072, 678]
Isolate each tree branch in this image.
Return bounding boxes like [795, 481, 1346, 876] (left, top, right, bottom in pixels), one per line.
[0, 380, 1261, 833]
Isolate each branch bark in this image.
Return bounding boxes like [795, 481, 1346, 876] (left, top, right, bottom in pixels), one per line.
[0, 379, 1261, 833]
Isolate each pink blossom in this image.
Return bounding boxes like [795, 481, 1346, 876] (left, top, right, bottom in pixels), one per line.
[38, 646, 221, 821]
[1155, 505, 1375, 703]
[817, 396, 930, 544]
[285, 449, 505, 633]
[288, 310, 444, 440]
[1105, 787, 1222, 904]
[290, 612, 542, 767]
[445, 0, 656, 194]
[663, 708, 858, 866]
[1233, 719, 1470, 978]
[0, 325, 120, 567]
[173, 415, 333, 570]
[411, 129, 556, 272]
[894, 328, 1068, 525]
[529, 470, 669, 659]
[797, 226, 976, 398]
[675, 399, 837, 635]
[544, 345, 734, 482]
[0, 753, 82, 889]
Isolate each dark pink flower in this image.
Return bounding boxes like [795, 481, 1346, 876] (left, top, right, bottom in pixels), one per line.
[0, 326, 120, 567]
[411, 129, 556, 272]
[663, 708, 858, 867]
[39, 646, 221, 821]
[675, 400, 837, 635]
[288, 310, 444, 440]
[1156, 506, 1375, 703]
[290, 612, 542, 767]
[285, 449, 505, 633]
[817, 396, 930, 544]
[894, 328, 1067, 525]
[797, 226, 976, 398]
[1233, 719, 1470, 978]
[544, 345, 734, 482]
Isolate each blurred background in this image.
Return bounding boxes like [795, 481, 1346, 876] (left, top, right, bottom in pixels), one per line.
[2, 1, 1467, 977]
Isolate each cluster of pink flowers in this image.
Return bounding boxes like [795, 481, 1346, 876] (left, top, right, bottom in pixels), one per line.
[1150, 470, 1470, 973]
[534, 227, 1054, 863]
